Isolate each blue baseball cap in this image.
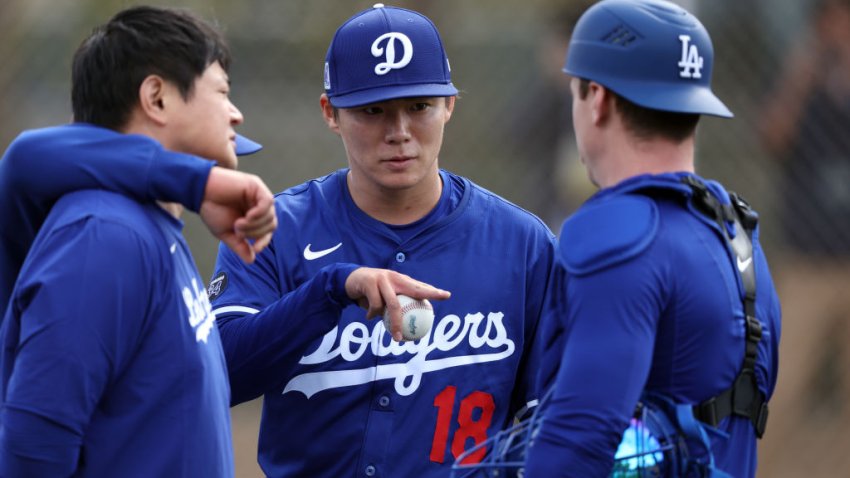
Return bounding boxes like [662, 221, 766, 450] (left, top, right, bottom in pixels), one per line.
[235, 133, 262, 155]
[324, 3, 458, 108]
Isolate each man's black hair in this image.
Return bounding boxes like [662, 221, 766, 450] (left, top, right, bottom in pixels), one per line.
[71, 5, 231, 129]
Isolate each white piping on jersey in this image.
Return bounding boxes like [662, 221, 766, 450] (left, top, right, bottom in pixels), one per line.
[211, 305, 260, 316]
[283, 311, 515, 398]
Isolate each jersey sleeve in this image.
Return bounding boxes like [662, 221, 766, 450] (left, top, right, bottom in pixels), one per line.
[531, 258, 569, 396]
[3, 124, 212, 211]
[0, 124, 211, 309]
[511, 230, 558, 416]
[0, 215, 155, 476]
[209, 242, 359, 405]
[525, 256, 665, 477]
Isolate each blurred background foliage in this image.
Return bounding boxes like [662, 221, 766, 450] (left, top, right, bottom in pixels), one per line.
[2, 1, 848, 476]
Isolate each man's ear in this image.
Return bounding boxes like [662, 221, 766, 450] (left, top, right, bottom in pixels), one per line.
[319, 93, 340, 135]
[589, 81, 611, 126]
[138, 74, 169, 126]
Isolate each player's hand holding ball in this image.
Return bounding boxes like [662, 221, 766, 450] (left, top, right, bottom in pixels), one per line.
[344, 267, 449, 342]
[383, 294, 434, 341]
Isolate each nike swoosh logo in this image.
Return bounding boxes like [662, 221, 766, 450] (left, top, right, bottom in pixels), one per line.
[737, 256, 752, 273]
[303, 242, 342, 260]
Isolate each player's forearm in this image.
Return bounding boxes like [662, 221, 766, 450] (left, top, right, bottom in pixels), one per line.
[218, 263, 359, 405]
[525, 377, 636, 476]
[0, 407, 81, 477]
[4, 124, 210, 210]
[527, 383, 632, 475]
[148, 149, 213, 212]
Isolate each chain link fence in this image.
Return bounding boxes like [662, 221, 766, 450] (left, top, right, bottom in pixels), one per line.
[2, 1, 848, 476]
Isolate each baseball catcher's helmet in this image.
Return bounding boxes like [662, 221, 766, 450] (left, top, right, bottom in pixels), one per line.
[564, 0, 732, 118]
[450, 389, 730, 478]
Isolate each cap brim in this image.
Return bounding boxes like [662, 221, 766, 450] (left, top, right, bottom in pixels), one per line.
[329, 83, 458, 108]
[614, 81, 734, 118]
[235, 133, 263, 156]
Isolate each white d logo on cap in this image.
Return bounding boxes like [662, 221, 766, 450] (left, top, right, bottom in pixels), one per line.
[371, 32, 413, 75]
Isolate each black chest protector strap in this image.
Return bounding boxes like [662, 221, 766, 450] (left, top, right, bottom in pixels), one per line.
[680, 176, 769, 438]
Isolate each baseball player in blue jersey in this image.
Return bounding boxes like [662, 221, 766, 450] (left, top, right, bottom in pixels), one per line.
[523, 1, 782, 476]
[0, 7, 275, 476]
[207, 4, 556, 477]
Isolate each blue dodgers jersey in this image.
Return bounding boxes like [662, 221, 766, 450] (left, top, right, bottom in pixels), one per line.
[526, 173, 782, 478]
[209, 169, 556, 478]
[0, 191, 233, 477]
[0, 123, 212, 314]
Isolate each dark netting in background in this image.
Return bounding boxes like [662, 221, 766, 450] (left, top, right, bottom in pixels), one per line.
[2, 1, 848, 476]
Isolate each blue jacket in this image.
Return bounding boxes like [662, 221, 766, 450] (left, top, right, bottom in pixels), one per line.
[0, 191, 233, 477]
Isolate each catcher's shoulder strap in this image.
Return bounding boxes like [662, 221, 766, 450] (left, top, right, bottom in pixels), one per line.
[676, 176, 769, 438]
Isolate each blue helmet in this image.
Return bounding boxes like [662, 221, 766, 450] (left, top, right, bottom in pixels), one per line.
[565, 0, 732, 118]
[450, 389, 727, 478]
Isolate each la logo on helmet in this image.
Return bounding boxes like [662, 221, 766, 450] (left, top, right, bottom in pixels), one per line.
[677, 35, 704, 79]
[372, 32, 413, 75]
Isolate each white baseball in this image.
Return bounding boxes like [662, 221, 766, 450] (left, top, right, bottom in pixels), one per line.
[383, 294, 434, 341]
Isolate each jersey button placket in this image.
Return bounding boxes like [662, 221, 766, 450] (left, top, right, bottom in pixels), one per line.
[378, 395, 390, 408]
[395, 252, 406, 263]
[364, 464, 377, 476]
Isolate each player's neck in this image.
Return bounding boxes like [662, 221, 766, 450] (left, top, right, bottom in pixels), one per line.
[596, 135, 695, 189]
[346, 170, 443, 225]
